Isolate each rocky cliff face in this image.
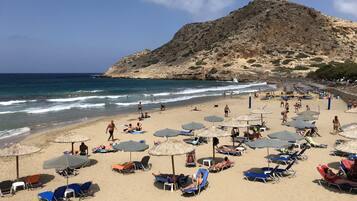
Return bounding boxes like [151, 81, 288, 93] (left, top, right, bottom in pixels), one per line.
[104, 0, 357, 81]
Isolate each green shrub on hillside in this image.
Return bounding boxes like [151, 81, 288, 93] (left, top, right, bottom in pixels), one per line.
[307, 60, 357, 81]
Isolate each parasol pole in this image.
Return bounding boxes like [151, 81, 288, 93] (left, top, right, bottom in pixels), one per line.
[171, 155, 175, 176]
[16, 156, 19, 179]
[71, 142, 74, 154]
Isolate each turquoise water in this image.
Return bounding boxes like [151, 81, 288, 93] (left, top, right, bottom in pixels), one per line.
[0, 74, 274, 142]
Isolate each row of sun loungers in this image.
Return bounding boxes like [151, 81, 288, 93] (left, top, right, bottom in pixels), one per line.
[0, 174, 42, 196]
[38, 181, 92, 200]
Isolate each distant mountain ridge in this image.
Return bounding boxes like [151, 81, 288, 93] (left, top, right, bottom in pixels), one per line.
[104, 0, 357, 81]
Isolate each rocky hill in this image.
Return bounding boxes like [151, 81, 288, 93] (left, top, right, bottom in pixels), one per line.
[104, 0, 357, 81]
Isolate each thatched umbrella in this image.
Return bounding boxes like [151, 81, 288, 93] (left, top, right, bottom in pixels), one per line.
[182, 122, 205, 131]
[297, 111, 320, 116]
[149, 139, 194, 176]
[268, 130, 304, 142]
[291, 115, 318, 121]
[204, 115, 224, 125]
[54, 134, 90, 154]
[339, 129, 357, 140]
[154, 128, 180, 138]
[0, 144, 41, 179]
[112, 140, 149, 161]
[220, 121, 249, 146]
[196, 126, 231, 162]
[335, 140, 357, 154]
[250, 108, 272, 124]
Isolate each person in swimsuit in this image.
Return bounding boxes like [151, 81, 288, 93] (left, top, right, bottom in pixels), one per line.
[324, 167, 357, 186]
[332, 116, 341, 134]
[181, 172, 203, 191]
[224, 105, 231, 117]
[106, 120, 117, 141]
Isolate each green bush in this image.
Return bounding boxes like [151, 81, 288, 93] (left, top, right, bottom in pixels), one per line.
[189, 66, 202, 70]
[310, 57, 324, 62]
[307, 60, 357, 81]
[195, 60, 207, 65]
[251, 64, 262, 67]
[223, 63, 232, 67]
[295, 52, 310, 59]
[271, 59, 281, 65]
[272, 67, 292, 73]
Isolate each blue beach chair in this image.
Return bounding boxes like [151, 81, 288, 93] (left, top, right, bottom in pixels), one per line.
[244, 165, 280, 183]
[261, 159, 297, 177]
[182, 168, 209, 196]
[38, 186, 66, 201]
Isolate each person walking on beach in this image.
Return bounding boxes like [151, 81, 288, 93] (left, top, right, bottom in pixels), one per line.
[106, 120, 117, 141]
[281, 111, 288, 125]
[224, 105, 231, 117]
[347, 100, 353, 110]
[332, 116, 341, 134]
[138, 102, 143, 113]
[306, 105, 310, 111]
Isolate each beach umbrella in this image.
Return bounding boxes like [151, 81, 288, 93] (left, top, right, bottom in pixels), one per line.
[251, 108, 272, 124]
[286, 120, 315, 129]
[291, 115, 318, 121]
[220, 121, 250, 128]
[196, 126, 231, 162]
[339, 129, 357, 140]
[182, 122, 205, 131]
[112, 140, 149, 161]
[54, 134, 90, 154]
[297, 111, 320, 116]
[204, 115, 224, 125]
[245, 138, 292, 167]
[43, 154, 89, 185]
[235, 114, 260, 122]
[154, 128, 180, 138]
[345, 108, 357, 113]
[268, 130, 304, 142]
[335, 140, 357, 154]
[0, 144, 41, 179]
[149, 139, 194, 176]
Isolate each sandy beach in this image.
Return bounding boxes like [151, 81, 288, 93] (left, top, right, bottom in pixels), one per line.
[0, 93, 356, 201]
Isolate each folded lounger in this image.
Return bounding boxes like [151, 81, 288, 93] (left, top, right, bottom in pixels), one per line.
[244, 165, 280, 183]
[0, 180, 13, 196]
[133, 156, 152, 170]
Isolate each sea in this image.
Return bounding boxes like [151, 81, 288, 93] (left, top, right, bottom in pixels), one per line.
[0, 73, 276, 144]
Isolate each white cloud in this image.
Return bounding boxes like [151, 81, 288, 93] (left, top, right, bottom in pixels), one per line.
[333, 0, 357, 18]
[143, 0, 235, 20]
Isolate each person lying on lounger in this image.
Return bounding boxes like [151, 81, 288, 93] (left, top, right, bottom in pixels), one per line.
[181, 172, 203, 191]
[209, 157, 234, 171]
[324, 167, 357, 186]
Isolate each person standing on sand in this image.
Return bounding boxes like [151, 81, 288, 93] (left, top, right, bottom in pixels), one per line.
[224, 105, 231, 117]
[306, 105, 310, 111]
[106, 120, 117, 141]
[332, 116, 341, 134]
[281, 111, 288, 124]
[138, 102, 143, 113]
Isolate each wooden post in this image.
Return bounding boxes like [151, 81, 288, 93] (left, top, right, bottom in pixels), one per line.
[171, 155, 175, 176]
[16, 156, 19, 179]
[71, 142, 74, 154]
[212, 141, 215, 164]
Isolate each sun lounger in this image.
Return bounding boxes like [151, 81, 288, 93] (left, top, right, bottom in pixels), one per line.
[261, 159, 297, 177]
[216, 144, 245, 156]
[186, 151, 197, 167]
[38, 186, 66, 201]
[133, 156, 152, 170]
[269, 148, 308, 164]
[208, 160, 234, 173]
[340, 159, 354, 176]
[67, 181, 93, 198]
[0, 180, 13, 196]
[112, 162, 135, 174]
[24, 174, 42, 189]
[316, 164, 357, 193]
[181, 168, 209, 196]
[128, 130, 144, 134]
[154, 174, 189, 188]
[183, 137, 207, 146]
[244, 165, 280, 183]
[92, 146, 117, 153]
[180, 130, 193, 136]
[305, 137, 327, 148]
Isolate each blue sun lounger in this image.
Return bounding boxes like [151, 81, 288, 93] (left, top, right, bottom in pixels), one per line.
[244, 165, 280, 183]
[38, 186, 66, 201]
[261, 159, 297, 177]
[182, 168, 209, 196]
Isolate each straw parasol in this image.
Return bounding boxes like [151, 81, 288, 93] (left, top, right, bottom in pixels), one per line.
[268, 130, 304, 142]
[149, 139, 194, 176]
[182, 122, 205, 131]
[112, 140, 149, 161]
[335, 140, 357, 154]
[297, 111, 320, 116]
[291, 115, 318, 121]
[220, 121, 250, 128]
[235, 114, 260, 123]
[55, 133, 90, 154]
[250, 108, 272, 124]
[204, 115, 224, 125]
[0, 144, 41, 179]
[286, 120, 315, 129]
[154, 128, 180, 138]
[339, 129, 357, 140]
[245, 138, 291, 167]
[196, 126, 231, 162]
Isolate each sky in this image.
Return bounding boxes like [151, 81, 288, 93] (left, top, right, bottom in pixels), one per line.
[0, 0, 356, 73]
